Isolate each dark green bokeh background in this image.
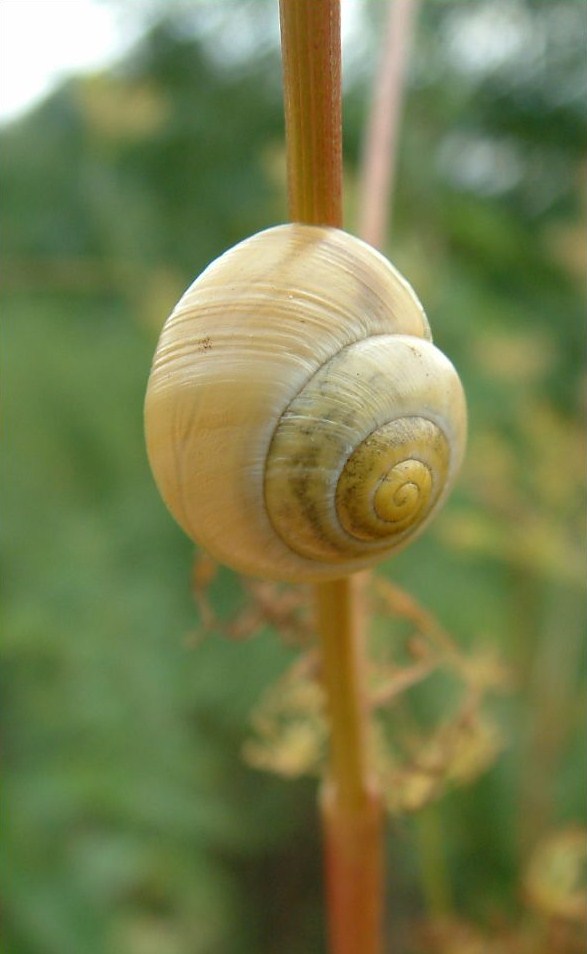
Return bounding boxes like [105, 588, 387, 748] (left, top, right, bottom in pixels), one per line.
[3, 2, 585, 952]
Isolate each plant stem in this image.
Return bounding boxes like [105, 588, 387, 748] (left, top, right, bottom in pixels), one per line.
[279, 2, 384, 951]
[416, 805, 453, 918]
[317, 577, 384, 954]
[315, 578, 370, 808]
[279, 0, 342, 226]
[358, 0, 420, 249]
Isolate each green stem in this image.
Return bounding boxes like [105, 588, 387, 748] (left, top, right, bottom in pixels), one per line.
[315, 579, 372, 808]
[416, 805, 453, 918]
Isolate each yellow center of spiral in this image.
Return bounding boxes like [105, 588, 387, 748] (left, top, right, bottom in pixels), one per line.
[374, 460, 432, 524]
[335, 418, 449, 543]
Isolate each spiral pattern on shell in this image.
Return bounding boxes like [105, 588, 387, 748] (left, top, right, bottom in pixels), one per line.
[145, 224, 467, 582]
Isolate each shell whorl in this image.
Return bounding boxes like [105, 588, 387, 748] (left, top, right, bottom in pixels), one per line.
[145, 224, 467, 582]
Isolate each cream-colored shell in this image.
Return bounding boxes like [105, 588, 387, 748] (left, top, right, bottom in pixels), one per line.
[145, 224, 466, 582]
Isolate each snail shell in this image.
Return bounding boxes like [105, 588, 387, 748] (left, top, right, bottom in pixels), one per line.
[145, 224, 466, 582]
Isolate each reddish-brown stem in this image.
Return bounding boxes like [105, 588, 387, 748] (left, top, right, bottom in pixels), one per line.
[323, 784, 385, 954]
[278, 3, 384, 952]
[317, 577, 384, 954]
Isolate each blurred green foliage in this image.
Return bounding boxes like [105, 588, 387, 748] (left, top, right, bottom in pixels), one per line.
[2, 2, 585, 952]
